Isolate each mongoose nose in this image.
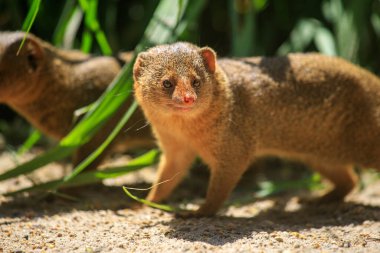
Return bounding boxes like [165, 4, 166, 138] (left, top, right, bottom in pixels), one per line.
[183, 95, 195, 105]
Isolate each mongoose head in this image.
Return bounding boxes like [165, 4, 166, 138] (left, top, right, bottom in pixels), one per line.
[0, 32, 45, 103]
[133, 42, 217, 116]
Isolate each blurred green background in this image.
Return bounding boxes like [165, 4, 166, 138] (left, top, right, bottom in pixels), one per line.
[1, 0, 380, 139]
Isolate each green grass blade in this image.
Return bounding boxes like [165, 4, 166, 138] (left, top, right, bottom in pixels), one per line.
[322, 0, 342, 23]
[122, 186, 177, 212]
[0, 145, 75, 181]
[277, 18, 319, 55]
[6, 180, 62, 195]
[140, 0, 189, 47]
[255, 173, 323, 198]
[81, 29, 93, 53]
[94, 30, 112, 55]
[60, 66, 133, 147]
[21, 0, 41, 31]
[52, 0, 77, 46]
[229, 0, 255, 56]
[61, 6, 84, 49]
[335, 5, 357, 61]
[314, 27, 337, 56]
[5, 149, 159, 196]
[252, 0, 268, 12]
[62, 101, 138, 184]
[371, 12, 380, 38]
[80, 0, 112, 55]
[84, 0, 98, 31]
[17, 130, 41, 156]
[334, 0, 373, 63]
[17, 0, 41, 55]
[78, 0, 89, 10]
[175, 0, 208, 40]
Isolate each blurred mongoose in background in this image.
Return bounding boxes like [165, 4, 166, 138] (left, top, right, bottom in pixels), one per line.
[133, 42, 380, 216]
[0, 32, 154, 170]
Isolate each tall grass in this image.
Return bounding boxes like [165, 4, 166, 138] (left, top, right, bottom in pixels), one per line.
[0, 0, 379, 198]
[16, 0, 40, 55]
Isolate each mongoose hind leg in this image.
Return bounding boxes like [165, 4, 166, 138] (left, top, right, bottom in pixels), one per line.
[314, 163, 358, 202]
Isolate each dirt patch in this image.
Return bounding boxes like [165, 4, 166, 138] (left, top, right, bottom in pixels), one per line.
[0, 150, 379, 252]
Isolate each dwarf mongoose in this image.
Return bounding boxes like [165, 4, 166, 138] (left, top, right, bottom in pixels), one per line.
[0, 32, 153, 170]
[133, 42, 380, 216]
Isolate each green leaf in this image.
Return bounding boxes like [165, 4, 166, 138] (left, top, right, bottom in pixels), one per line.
[255, 173, 323, 198]
[78, 0, 89, 11]
[334, 0, 373, 63]
[290, 19, 319, 51]
[252, 0, 268, 12]
[371, 13, 380, 38]
[314, 27, 337, 56]
[81, 29, 93, 53]
[169, 0, 207, 40]
[277, 18, 320, 55]
[322, 0, 342, 23]
[17, 130, 41, 156]
[5, 149, 159, 196]
[79, 0, 112, 55]
[122, 186, 177, 212]
[94, 30, 112, 55]
[61, 101, 138, 185]
[335, 7, 358, 61]
[52, 0, 77, 47]
[17, 0, 41, 55]
[61, 6, 84, 49]
[0, 145, 76, 181]
[230, 0, 255, 56]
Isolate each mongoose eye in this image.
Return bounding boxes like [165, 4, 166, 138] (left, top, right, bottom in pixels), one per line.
[162, 80, 173, 89]
[192, 79, 200, 88]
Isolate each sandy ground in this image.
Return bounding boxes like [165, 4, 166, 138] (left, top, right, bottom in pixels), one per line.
[0, 150, 380, 253]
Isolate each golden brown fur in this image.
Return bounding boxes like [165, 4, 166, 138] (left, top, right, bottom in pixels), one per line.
[133, 42, 380, 216]
[0, 31, 154, 169]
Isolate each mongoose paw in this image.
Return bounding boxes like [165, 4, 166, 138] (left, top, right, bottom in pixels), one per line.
[174, 207, 216, 218]
[174, 210, 198, 218]
[174, 210, 212, 218]
[317, 189, 347, 203]
[299, 190, 346, 205]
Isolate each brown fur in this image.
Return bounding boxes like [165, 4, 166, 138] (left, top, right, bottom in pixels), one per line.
[0, 31, 154, 169]
[133, 42, 380, 216]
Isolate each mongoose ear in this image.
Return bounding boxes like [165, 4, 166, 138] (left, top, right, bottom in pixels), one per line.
[10, 35, 45, 72]
[23, 37, 44, 71]
[199, 47, 216, 74]
[133, 53, 147, 81]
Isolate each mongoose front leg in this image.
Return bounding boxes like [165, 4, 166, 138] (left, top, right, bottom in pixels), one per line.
[147, 135, 196, 203]
[189, 158, 250, 217]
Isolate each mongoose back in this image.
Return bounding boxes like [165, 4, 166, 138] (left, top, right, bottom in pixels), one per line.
[133, 42, 380, 216]
[0, 32, 154, 170]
